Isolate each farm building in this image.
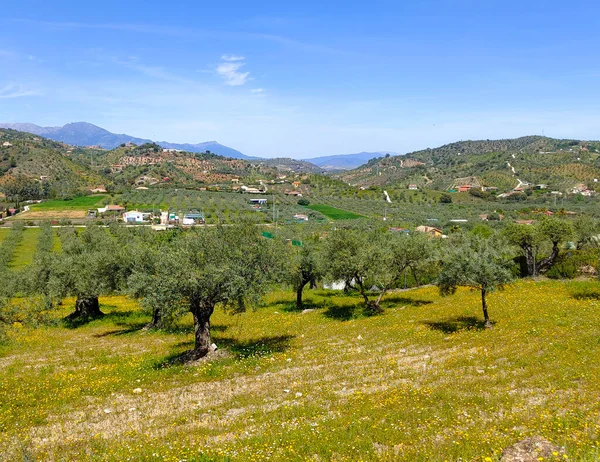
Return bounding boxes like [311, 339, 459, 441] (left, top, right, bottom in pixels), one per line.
[293, 213, 309, 222]
[415, 225, 444, 238]
[249, 198, 268, 205]
[241, 186, 263, 194]
[408, 184, 418, 190]
[98, 205, 125, 214]
[182, 213, 205, 226]
[122, 211, 150, 223]
[285, 190, 303, 197]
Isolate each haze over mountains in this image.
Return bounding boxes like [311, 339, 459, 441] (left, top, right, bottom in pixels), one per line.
[0, 122, 395, 170]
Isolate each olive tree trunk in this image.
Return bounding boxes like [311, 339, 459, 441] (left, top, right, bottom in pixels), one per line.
[144, 307, 162, 330]
[189, 300, 215, 360]
[69, 296, 103, 319]
[481, 288, 492, 328]
[296, 277, 311, 310]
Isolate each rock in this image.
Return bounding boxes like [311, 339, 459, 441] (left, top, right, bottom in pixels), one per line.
[103, 409, 112, 414]
[500, 436, 564, 462]
[283, 389, 291, 393]
[295, 392, 303, 398]
[133, 388, 142, 394]
[302, 309, 315, 314]
[357, 335, 363, 340]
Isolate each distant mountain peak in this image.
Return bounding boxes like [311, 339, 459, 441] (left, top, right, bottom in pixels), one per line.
[0, 122, 253, 160]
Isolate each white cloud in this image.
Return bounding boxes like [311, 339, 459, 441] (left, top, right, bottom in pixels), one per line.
[221, 54, 245, 62]
[251, 88, 265, 93]
[216, 56, 251, 86]
[0, 83, 38, 99]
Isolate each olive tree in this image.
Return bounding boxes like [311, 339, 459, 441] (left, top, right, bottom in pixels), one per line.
[128, 232, 186, 329]
[287, 238, 323, 310]
[131, 225, 282, 360]
[438, 235, 515, 328]
[48, 226, 133, 319]
[323, 228, 435, 313]
[504, 218, 573, 276]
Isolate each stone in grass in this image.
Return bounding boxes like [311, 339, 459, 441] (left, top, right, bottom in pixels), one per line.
[500, 436, 564, 462]
[133, 388, 142, 394]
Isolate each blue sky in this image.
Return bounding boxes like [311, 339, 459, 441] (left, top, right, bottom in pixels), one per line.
[1, 0, 599, 158]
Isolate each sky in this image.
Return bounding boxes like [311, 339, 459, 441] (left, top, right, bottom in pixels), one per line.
[1, 0, 600, 158]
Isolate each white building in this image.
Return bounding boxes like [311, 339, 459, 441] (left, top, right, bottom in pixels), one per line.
[123, 211, 148, 223]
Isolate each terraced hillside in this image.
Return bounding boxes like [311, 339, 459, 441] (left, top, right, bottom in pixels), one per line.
[340, 136, 600, 192]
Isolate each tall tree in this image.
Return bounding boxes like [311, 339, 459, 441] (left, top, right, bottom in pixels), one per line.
[438, 235, 515, 328]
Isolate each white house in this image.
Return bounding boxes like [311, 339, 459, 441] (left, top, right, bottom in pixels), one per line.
[249, 198, 268, 205]
[123, 211, 147, 223]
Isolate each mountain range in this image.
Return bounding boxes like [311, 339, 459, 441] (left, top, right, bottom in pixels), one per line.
[0, 122, 398, 170]
[304, 151, 400, 170]
[0, 122, 251, 160]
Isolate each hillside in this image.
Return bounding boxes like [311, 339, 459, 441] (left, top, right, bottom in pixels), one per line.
[87, 142, 280, 187]
[340, 136, 600, 192]
[0, 129, 105, 190]
[0, 122, 253, 159]
[2, 278, 600, 460]
[253, 157, 324, 174]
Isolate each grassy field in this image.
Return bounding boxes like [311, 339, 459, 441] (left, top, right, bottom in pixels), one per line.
[1, 280, 600, 461]
[307, 204, 364, 220]
[10, 228, 41, 269]
[29, 195, 108, 210]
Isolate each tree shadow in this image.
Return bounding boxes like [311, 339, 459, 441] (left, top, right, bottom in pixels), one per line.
[422, 316, 490, 333]
[572, 290, 600, 301]
[154, 334, 295, 368]
[94, 321, 228, 338]
[274, 299, 326, 313]
[93, 322, 148, 337]
[220, 334, 295, 359]
[322, 303, 359, 321]
[381, 296, 433, 307]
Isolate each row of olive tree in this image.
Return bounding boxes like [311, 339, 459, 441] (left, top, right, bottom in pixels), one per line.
[21, 216, 585, 357]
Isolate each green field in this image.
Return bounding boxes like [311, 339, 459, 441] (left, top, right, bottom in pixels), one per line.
[30, 195, 108, 210]
[2, 280, 600, 460]
[307, 204, 364, 220]
[10, 228, 41, 269]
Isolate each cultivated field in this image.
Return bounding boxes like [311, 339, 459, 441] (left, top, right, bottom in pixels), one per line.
[1, 280, 600, 461]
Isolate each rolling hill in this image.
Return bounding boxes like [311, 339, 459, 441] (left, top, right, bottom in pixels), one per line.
[0, 128, 106, 190]
[339, 136, 600, 192]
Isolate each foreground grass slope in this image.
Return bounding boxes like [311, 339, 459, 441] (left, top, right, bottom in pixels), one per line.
[1, 281, 600, 461]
